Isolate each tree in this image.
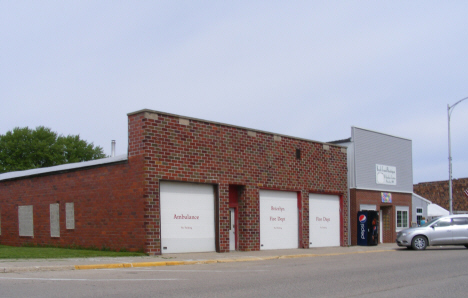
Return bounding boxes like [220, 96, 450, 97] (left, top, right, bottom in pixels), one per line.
[0, 126, 106, 173]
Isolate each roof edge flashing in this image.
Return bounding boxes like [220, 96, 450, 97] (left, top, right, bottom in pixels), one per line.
[0, 154, 128, 182]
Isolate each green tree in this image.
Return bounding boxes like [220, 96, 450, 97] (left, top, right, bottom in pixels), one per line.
[0, 126, 106, 173]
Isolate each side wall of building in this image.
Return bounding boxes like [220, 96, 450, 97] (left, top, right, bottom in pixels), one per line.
[0, 158, 146, 252]
[128, 110, 349, 255]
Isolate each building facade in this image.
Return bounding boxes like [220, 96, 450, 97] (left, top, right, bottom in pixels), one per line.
[331, 127, 413, 245]
[0, 110, 348, 255]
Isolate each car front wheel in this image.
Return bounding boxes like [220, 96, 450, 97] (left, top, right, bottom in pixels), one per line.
[412, 236, 427, 250]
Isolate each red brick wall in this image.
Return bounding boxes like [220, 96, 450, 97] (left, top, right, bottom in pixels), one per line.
[0, 158, 146, 252]
[350, 189, 411, 245]
[129, 110, 348, 254]
[414, 178, 468, 211]
[0, 110, 348, 255]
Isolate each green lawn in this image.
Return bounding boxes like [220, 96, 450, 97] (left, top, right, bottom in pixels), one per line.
[0, 245, 146, 259]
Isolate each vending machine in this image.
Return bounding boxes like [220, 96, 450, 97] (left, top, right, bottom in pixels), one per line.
[357, 210, 379, 246]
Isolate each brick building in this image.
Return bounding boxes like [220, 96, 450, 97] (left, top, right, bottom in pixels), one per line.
[331, 127, 413, 245]
[0, 109, 348, 255]
[414, 178, 468, 213]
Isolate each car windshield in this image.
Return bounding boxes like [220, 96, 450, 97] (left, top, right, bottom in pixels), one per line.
[421, 217, 439, 227]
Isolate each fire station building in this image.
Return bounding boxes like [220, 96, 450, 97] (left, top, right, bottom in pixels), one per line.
[0, 110, 348, 255]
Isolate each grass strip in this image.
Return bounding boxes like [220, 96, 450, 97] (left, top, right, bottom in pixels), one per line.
[0, 245, 146, 259]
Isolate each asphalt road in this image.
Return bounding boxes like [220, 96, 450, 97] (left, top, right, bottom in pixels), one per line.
[1, 247, 467, 298]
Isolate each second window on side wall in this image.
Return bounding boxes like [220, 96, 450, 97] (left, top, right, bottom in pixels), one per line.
[416, 208, 423, 225]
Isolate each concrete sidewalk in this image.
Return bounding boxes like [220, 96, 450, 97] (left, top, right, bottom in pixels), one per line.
[0, 244, 399, 273]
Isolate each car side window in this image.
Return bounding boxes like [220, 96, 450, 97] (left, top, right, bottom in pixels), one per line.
[434, 218, 452, 227]
[452, 218, 468, 226]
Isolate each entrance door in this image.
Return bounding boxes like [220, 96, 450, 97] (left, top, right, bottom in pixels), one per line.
[229, 208, 235, 251]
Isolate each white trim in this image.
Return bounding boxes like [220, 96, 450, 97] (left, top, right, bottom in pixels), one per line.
[360, 204, 376, 211]
[351, 187, 413, 194]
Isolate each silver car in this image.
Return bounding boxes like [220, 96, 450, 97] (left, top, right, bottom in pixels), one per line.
[396, 214, 468, 250]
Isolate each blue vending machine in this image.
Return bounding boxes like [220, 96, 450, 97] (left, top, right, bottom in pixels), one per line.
[357, 210, 379, 246]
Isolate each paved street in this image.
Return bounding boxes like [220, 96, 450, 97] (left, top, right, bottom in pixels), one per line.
[1, 246, 468, 297]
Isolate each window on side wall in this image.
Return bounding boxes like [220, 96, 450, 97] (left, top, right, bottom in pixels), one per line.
[416, 208, 423, 226]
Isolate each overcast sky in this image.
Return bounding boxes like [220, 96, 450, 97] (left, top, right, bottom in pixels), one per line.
[1, 1, 467, 184]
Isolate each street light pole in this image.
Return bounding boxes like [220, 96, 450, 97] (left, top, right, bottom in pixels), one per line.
[448, 96, 468, 215]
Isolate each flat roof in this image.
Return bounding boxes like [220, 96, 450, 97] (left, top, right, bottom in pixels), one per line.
[0, 154, 128, 182]
[129, 109, 346, 148]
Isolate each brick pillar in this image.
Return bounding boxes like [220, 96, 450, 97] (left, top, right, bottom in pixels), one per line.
[238, 185, 260, 251]
[218, 183, 230, 252]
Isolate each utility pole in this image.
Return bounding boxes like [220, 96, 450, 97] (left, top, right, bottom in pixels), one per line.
[448, 96, 468, 215]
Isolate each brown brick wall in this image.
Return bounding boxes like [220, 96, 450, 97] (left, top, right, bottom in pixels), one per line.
[350, 189, 411, 245]
[130, 110, 348, 254]
[0, 157, 146, 252]
[414, 178, 468, 211]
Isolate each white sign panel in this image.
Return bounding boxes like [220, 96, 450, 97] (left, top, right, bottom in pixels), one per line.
[18, 205, 34, 237]
[50, 203, 60, 237]
[260, 190, 298, 250]
[161, 182, 215, 254]
[66, 203, 75, 230]
[376, 164, 396, 185]
[309, 194, 340, 247]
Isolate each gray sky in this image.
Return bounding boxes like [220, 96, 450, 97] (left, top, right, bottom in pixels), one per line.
[1, 1, 467, 184]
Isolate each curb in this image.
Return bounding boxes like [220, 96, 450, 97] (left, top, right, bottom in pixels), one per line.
[74, 249, 394, 271]
[1, 265, 75, 273]
[0, 248, 395, 273]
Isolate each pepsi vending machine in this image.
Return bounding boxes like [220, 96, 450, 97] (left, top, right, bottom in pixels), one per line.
[357, 211, 379, 246]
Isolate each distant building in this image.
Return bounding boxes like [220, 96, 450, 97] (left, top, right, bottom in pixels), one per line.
[414, 178, 468, 213]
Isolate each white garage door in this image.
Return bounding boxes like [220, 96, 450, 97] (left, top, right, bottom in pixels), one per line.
[160, 182, 216, 254]
[260, 190, 298, 250]
[309, 194, 340, 247]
